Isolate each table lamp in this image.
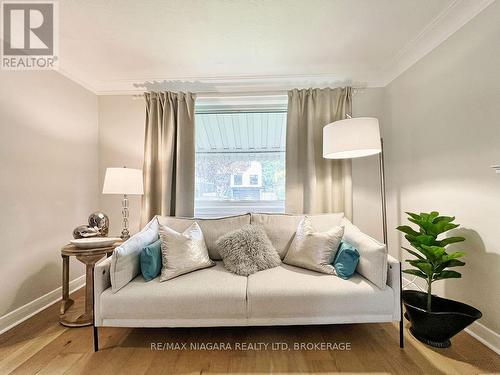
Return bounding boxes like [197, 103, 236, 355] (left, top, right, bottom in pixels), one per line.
[102, 167, 144, 240]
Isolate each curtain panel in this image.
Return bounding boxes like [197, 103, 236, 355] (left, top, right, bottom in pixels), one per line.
[141, 91, 196, 226]
[285, 87, 353, 219]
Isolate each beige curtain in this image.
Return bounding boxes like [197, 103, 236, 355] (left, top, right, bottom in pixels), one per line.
[141, 91, 196, 225]
[286, 87, 353, 218]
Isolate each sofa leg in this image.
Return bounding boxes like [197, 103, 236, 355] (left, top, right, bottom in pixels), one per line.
[92, 265, 99, 352]
[93, 325, 99, 352]
[399, 318, 404, 348]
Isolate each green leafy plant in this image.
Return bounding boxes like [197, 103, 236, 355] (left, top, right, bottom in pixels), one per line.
[397, 212, 466, 312]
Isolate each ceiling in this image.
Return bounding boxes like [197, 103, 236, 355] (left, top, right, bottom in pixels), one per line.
[57, 0, 495, 94]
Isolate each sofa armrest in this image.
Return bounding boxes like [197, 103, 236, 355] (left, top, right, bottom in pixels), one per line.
[387, 254, 402, 321]
[94, 256, 112, 326]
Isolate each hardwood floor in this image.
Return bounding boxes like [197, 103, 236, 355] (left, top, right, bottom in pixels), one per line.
[1, 289, 498, 374]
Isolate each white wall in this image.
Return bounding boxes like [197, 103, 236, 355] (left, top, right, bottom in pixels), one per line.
[0, 70, 98, 317]
[98, 96, 145, 236]
[383, 2, 500, 334]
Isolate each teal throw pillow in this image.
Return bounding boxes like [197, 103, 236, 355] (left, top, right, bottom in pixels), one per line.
[140, 239, 162, 281]
[333, 241, 360, 279]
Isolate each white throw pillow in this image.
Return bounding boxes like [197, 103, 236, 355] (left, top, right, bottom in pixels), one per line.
[110, 217, 159, 293]
[342, 219, 388, 289]
[251, 213, 344, 258]
[157, 214, 251, 260]
[159, 222, 215, 281]
[283, 217, 344, 274]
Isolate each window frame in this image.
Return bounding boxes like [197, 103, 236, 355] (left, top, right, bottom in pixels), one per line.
[194, 95, 287, 218]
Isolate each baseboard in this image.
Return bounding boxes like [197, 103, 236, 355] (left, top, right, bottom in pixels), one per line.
[0, 275, 86, 335]
[465, 321, 500, 355]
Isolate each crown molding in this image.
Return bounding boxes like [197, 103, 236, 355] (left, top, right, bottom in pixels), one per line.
[57, 67, 98, 94]
[54, 0, 495, 95]
[380, 0, 496, 86]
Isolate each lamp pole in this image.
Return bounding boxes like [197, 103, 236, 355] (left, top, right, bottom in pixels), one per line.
[379, 138, 388, 245]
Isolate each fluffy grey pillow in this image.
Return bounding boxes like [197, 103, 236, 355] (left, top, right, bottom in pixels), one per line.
[216, 225, 281, 276]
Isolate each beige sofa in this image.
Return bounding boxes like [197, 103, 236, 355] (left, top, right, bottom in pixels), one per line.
[93, 213, 403, 351]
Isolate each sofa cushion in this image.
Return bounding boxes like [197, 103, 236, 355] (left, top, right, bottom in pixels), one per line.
[111, 217, 159, 293]
[247, 264, 394, 321]
[101, 262, 247, 321]
[251, 213, 344, 258]
[342, 219, 388, 289]
[157, 214, 251, 260]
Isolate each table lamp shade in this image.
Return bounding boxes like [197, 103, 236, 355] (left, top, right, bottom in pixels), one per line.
[323, 117, 381, 159]
[102, 168, 144, 195]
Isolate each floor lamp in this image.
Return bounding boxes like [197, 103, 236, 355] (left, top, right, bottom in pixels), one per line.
[323, 117, 404, 348]
[323, 117, 387, 242]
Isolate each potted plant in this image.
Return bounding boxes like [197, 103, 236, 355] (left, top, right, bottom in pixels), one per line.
[397, 211, 482, 348]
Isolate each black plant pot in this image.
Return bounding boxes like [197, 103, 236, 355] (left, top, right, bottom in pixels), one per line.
[402, 290, 482, 348]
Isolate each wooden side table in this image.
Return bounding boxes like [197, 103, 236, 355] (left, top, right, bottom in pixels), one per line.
[59, 241, 122, 327]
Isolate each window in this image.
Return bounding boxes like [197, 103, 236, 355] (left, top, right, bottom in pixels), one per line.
[233, 174, 243, 186]
[195, 107, 286, 218]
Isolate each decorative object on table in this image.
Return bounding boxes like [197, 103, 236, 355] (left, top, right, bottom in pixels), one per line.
[88, 211, 109, 236]
[323, 116, 404, 348]
[397, 211, 482, 348]
[70, 237, 121, 249]
[72, 211, 110, 239]
[102, 167, 144, 240]
[216, 224, 281, 276]
[60, 240, 122, 327]
[72, 225, 101, 239]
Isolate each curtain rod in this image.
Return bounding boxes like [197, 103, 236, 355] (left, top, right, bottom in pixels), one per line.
[131, 87, 365, 100]
[132, 90, 288, 99]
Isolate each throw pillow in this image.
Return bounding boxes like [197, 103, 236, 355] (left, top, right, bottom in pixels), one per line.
[216, 225, 281, 276]
[140, 239, 162, 281]
[283, 216, 344, 274]
[342, 218, 388, 289]
[333, 241, 360, 279]
[157, 214, 251, 260]
[110, 217, 159, 293]
[159, 222, 215, 281]
[250, 213, 345, 259]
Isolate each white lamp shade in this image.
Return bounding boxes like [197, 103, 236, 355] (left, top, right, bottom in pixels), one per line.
[102, 168, 144, 195]
[323, 117, 381, 159]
